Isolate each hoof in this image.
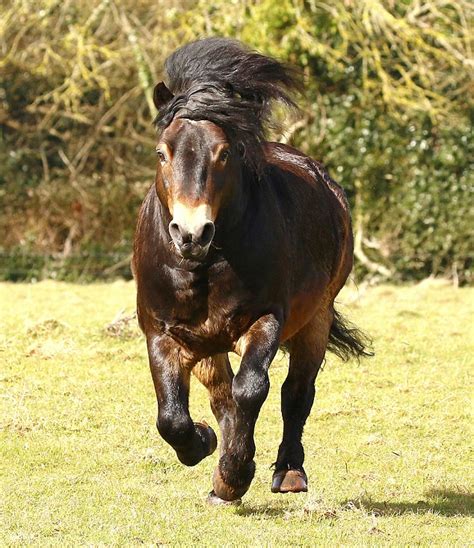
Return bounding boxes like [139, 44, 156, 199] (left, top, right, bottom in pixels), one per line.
[195, 421, 217, 456]
[212, 466, 250, 501]
[271, 469, 308, 493]
[207, 490, 242, 506]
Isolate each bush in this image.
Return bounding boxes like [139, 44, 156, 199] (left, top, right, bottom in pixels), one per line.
[0, 0, 472, 282]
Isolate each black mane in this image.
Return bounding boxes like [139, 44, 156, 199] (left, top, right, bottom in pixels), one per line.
[154, 37, 302, 171]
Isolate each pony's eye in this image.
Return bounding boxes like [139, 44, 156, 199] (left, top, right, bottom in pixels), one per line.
[219, 149, 230, 163]
[156, 150, 167, 163]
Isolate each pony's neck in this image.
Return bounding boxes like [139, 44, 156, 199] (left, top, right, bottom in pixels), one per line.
[216, 163, 258, 238]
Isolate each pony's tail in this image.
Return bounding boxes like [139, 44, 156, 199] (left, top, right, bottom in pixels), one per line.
[328, 310, 373, 361]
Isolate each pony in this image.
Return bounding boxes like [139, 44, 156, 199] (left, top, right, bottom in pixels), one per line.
[133, 37, 370, 504]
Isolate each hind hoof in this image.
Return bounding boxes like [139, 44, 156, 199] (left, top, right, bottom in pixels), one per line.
[271, 469, 308, 493]
[207, 490, 242, 506]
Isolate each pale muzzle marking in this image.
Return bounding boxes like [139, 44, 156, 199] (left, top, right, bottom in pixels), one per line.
[171, 202, 214, 236]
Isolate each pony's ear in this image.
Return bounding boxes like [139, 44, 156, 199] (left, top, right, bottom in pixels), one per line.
[153, 82, 174, 109]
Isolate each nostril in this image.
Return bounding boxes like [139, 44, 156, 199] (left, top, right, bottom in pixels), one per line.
[200, 221, 215, 246]
[169, 220, 193, 245]
[169, 219, 214, 249]
[169, 221, 181, 242]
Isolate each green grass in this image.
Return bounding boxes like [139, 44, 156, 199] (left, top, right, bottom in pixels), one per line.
[1, 280, 473, 545]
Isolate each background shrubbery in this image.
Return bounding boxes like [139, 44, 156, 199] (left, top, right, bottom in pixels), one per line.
[1, 0, 472, 282]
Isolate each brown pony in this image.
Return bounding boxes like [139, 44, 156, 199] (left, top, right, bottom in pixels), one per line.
[133, 38, 370, 504]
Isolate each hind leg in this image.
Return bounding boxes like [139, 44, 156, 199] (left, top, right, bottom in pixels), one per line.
[272, 310, 332, 493]
[192, 354, 237, 458]
[193, 354, 243, 504]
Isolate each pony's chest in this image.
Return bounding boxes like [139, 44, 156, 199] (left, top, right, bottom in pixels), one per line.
[158, 265, 255, 353]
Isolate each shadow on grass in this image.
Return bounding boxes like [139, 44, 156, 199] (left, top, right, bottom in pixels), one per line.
[344, 489, 474, 517]
[236, 489, 474, 518]
[235, 502, 288, 518]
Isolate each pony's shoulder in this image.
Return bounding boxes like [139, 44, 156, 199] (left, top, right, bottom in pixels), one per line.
[263, 142, 349, 212]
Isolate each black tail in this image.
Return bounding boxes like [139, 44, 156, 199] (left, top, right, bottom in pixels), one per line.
[328, 310, 373, 361]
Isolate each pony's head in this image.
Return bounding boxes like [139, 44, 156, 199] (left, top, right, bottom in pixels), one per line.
[153, 38, 301, 261]
[154, 117, 237, 261]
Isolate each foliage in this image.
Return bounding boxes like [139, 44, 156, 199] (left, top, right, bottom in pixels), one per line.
[1, 281, 473, 543]
[178, 0, 474, 282]
[1, 0, 473, 281]
[0, 0, 178, 262]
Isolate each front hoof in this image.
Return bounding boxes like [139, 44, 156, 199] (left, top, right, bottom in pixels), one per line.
[212, 466, 251, 501]
[195, 421, 217, 456]
[207, 490, 242, 506]
[271, 469, 308, 493]
[176, 422, 217, 466]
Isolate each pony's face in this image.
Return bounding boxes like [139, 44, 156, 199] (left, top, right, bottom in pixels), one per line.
[155, 118, 238, 261]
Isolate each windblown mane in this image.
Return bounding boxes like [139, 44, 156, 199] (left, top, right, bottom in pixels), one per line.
[154, 37, 302, 171]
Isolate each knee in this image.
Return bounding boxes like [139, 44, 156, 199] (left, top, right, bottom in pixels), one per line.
[232, 369, 269, 413]
[156, 411, 193, 447]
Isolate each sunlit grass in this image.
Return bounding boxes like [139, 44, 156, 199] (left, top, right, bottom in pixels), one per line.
[1, 280, 473, 545]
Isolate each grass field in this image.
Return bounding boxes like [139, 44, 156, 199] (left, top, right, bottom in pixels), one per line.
[1, 280, 473, 545]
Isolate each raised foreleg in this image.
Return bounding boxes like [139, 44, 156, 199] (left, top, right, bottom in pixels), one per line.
[147, 334, 217, 467]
